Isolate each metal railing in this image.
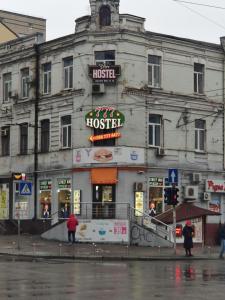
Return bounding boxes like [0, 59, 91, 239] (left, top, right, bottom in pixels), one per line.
[130, 207, 173, 243]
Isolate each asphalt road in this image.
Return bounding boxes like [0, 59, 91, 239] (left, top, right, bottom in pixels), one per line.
[0, 258, 225, 300]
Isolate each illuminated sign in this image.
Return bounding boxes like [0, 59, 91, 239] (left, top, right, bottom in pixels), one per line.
[89, 132, 121, 142]
[176, 224, 183, 238]
[135, 192, 144, 217]
[40, 180, 52, 190]
[89, 65, 121, 83]
[85, 106, 125, 129]
[57, 179, 71, 189]
[12, 173, 26, 181]
[74, 190, 81, 215]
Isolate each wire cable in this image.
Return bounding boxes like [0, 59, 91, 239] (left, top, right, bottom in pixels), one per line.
[172, 0, 225, 10]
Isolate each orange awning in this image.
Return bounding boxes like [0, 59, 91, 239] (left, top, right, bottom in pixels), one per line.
[91, 168, 118, 184]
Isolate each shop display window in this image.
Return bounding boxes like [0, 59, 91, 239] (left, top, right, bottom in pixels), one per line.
[149, 177, 164, 215]
[0, 183, 9, 219]
[39, 190, 51, 218]
[58, 189, 71, 218]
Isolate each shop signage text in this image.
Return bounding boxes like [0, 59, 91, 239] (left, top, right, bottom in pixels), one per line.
[40, 180, 52, 190]
[206, 179, 225, 193]
[89, 65, 121, 83]
[85, 106, 125, 130]
[89, 132, 121, 142]
[58, 179, 71, 189]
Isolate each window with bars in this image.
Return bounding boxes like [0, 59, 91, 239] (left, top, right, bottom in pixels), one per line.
[61, 115, 72, 149]
[195, 119, 206, 152]
[42, 63, 51, 95]
[20, 123, 28, 155]
[148, 114, 161, 147]
[194, 63, 204, 94]
[1, 126, 10, 156]
[3, 73, 12, 102]
[63, 57, 73, 89]
[148, 55, 161, 88]
[21, 68, 30, 99]
[40, 119, 50, 153]
[95, 51, 115, 67]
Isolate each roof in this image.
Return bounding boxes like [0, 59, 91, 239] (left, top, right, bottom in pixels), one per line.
[156, 203, 220, 224]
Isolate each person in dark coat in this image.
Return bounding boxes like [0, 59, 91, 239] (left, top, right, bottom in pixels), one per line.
[67, 214, 79, 244]
[219, 222, 225, 259]
[182, 220, 194, 256]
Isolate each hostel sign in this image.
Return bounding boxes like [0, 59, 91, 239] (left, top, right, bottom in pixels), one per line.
[85, 106, 125, 130]
[89, 65, 121, 83]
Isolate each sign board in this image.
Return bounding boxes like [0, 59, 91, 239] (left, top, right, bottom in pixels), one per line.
[89, 132, 121, 142]
[40, 180, 52, 190]
[76, 219, 129, 243]
[73, 147, 145, 165]
[168, 169, 178, 184]
[19, 182, 32, 196]
[206, 179, 225, 193]
[85, 106, 125, 130]
[57, 179, 71, 189]
[89, 65, 121, 83]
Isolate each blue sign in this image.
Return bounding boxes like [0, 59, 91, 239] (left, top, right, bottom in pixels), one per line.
[19, 182, 32, 196]
[168, 169, 178, 184]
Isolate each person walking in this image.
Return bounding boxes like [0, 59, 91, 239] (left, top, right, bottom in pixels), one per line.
[182, 220, 194, 257]
[67, 214, 79, 244]
[219, 222, 225, 259]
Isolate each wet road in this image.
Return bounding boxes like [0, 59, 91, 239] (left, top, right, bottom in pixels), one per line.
[0, 259, 225, 300]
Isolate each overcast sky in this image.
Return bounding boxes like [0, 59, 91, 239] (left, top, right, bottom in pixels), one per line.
[1, 0, 225, 44]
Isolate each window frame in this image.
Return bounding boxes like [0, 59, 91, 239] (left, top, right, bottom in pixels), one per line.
[21, 68, 30, 99]
[20, 123, 28, 155]
[194, 63, 204, 94]
[1, 126, 10, 156]
[61, 115, 72, 149]
[42, 63, 51, 95]
[63, 57, 73, 90]
[195, 119, 206, 152]
[148, 55, 161, 88]
[148, 114, 162, 147]
[3, 73, 12, 103]
[40, 119, 50, 153]
[99, 5, 111, 26]
[95, 50, 115, 67]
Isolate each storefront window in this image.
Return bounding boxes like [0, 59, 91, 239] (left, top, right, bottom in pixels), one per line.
[149, 177, 164, 215]
[58, 179, 71, 218]
[39, 180, 52, 218]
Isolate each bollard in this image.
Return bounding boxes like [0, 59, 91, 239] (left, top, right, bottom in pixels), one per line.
[32, 243, 36, 256]
[59, 243, 62, 256]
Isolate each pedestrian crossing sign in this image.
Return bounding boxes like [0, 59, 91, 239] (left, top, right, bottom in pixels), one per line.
[19, 182, 32, 196]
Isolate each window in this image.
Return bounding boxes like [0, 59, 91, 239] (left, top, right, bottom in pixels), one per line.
[95, 51, 115, 66]
[42, 63, 51, 95]
[61, 115, 71, 148]
[40, 119, 50, 153]
[1, 126, 10, 156]
[99, 5, 111, 26]
[195, 119, 205, 152]
[21, 68, 29, 98]
[93, 128, 116, 147]
[3, 73, 12, 102]
[63, 57, 73, 89]
[194, 63, 204, 94]
[148, 55, 161, 88]
[148, 114, 161, 147]
[20, 123, 28, 155]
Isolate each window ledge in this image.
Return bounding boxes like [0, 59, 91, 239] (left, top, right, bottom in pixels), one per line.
[194, 150, 206, 155]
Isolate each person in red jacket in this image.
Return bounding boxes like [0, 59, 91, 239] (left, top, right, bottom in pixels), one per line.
[67, 214, 79, 244]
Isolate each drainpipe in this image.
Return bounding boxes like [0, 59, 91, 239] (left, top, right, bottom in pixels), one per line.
[34, 44, 40, 219]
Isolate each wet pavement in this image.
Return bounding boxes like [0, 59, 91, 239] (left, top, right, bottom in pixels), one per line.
[0, 234, 223, 261]
[0, 259, 224, 299]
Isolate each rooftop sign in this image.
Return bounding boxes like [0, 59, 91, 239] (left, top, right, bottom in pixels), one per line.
[89, 65, 121, 83]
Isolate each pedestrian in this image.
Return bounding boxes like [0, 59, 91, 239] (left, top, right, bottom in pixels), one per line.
[219, 222, 225, 259]
[182, 220, 194, 257]
[149, 202, 156, 217]
[67, 214, 79, 244]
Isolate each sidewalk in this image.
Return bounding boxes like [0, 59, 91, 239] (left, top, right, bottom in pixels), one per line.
[0, 234, 222, 261]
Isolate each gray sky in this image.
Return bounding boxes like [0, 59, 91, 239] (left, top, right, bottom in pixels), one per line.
[1, 0, 225, 44]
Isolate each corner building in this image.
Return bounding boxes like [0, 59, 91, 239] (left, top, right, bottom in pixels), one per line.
[0, 0, 225, 245]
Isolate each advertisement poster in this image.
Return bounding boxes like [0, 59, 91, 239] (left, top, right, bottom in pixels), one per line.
[76, 219, 129, 243]
[73, 147, 145, 165]
[15, 202, 29, 220]
[209, 198, 221, 213]
[0, 189, 8, 219]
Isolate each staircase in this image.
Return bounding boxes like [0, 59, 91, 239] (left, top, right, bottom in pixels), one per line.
[129, 207, 174, 247]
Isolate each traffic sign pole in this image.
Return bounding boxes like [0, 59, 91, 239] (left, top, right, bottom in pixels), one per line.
[173, 205, 176, 255]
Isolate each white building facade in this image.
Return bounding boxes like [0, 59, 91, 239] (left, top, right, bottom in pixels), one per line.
[0, 0, 224, 244]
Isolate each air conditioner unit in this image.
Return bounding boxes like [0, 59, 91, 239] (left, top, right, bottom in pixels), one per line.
[133, 182, 146, 192]
[191, 172, 202, 183]
[156, 148, 165, 157]
[92, 84, 105, 94]
[1, 128, 9, 136]
[184, 185, 198, 200]
[203, 192, 211, 201]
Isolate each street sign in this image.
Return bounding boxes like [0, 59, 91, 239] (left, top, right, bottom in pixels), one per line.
[168, 169, 178, 185]
[19, 182, 32, 196]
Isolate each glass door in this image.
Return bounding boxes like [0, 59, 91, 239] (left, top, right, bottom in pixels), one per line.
[93, 185, 115, 219]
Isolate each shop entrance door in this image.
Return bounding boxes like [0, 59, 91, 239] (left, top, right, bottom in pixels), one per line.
[92, 185, 115, 219]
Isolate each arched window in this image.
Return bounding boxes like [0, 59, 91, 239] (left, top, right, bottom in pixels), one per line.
[99, 5, 111, 26]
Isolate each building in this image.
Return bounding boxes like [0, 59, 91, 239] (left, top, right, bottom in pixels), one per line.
[0, 0, 224, 245]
